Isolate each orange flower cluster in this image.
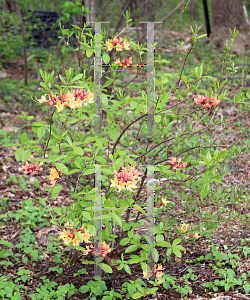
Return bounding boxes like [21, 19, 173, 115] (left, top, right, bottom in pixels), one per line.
[180, 222, 189, 233]
[59, 222, 92, 247]
[48, 168, 62, 187]
[143, 264, 164, 279]
[157, 197, 170, 207]
[194, 95, 220, 108]
[154, 264, 164, 278]
[171, 157, 187, 169]
[106, 36, 130, 52]
[186, 232, 200, 239]
[22, 161, 43, 175]
[110, 166, 141, 192]
[37, 89, 94, 112]
[83, 240, 111, 258]
[113, 57, 132, 67]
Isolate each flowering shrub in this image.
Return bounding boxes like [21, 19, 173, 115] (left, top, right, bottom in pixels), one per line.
[12, 20, 248, 298]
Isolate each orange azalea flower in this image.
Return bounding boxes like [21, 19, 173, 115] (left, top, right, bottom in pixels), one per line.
[48, 168, 61, 186]
[113, 57, 132, 67]
[210, 95, 220, 106]
[54, 101, 65, 112]
[180, 222, 189, 233]
[37, 89, 94, 111]
[106, 36, 130, 52]
[123, 40, 130, 50]
[59, 223, 93, 247]
[36, 94, 50, 103]
[82, 90, 94, 104]
[185, 232, 200, 239]
[171, 157, 187, 169]
[143, 264, 164, 280]
[83, 241, 111, 257]
[113, 58, 121, 65]
[73, 236, 80, 247]
[106, 40, 113, 51]
[194, 94, 220, 108]
[22, 161, 43, 175]
[154, 264, 164, 278]
[111, 166, 140, 192]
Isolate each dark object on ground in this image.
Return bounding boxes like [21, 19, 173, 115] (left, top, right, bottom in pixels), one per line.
[202, 0, 211, 37]
[23, 10, 68, 48]
[23, 10, 95, 49]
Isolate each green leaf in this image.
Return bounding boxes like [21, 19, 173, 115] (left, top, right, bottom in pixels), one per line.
[128, 257, 141, 264]
[87, 224, 96, 236]
[100, 263, 113, 273]
[109, 212, 122, 227]
[167, 248, 172, 257]
[59, 74, 66, 85]
[124, 264, 131, 274]
[37, 127, 46, 139]
[197, 34, 207, 39]
[103, 53, 110, 65]
[73, 146, 84, 156]
[79, 285, 90, 293]
[55, 163, 68, 174]
[52, 184, 62, 195]
[15, 147, 24, 161]
[22, 149, 32, 162]
[86, 49, 93, 58]
[40, 82, 50, 91]
[71, 74, 83, 82]
[146, 287, 158, 295]
[216, 151, 227, 162]
[95, 156, 107, 164]
[82, 211, 91, 221]
[130, 100, 137, 109]
[132, 293, 144, 299]
[125, 245, 139, 253]
[102, 168, 114, 175]
[120, 238, 130, 245]
[173, 248, 182, 258]
[155, 115, 161, 123]
[20, 133, 27, 145]
[200, 182, 209, 199]
[155, 241, 170, 247]
[102, 93, 108, 106]
[172, 238, 181, 246]
[83, 168, 95, 176]
[110, 129, 118, 140]
[156, 234, 164, 243]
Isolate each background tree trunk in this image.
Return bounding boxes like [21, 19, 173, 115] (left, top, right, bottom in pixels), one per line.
[189, 0, 199, 20]
[85, 0, 96, 25]
[210, 0, 250, 53]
